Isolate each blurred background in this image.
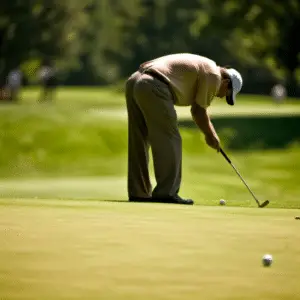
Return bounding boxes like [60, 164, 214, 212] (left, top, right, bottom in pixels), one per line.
[0, 0, 299, 207]
[1, 0, 299, 95]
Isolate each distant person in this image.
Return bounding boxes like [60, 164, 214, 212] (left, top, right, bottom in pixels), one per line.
[271, 83, 287, 104]
[125, 53, 243, 205]
[38, 60, 58, 102]
[7, 68, 22, 102]
[0, 86, 10, 102]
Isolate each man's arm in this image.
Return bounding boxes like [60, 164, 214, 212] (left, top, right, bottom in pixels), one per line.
[191, 103, 220, 151]
[190, 103, 215, 136]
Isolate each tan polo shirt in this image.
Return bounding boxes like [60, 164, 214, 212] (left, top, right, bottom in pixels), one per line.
[140, 53, 221, 108]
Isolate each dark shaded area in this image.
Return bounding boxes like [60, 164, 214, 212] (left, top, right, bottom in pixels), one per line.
[179, 115, 300, 150]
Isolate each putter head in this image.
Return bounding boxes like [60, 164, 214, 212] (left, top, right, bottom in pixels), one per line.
[259, 200, 270, 208]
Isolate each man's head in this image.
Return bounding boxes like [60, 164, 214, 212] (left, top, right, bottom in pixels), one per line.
[217, 67, 243, 105]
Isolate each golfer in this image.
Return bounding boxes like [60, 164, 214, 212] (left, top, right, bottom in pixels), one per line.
[125, 53, 243, 205]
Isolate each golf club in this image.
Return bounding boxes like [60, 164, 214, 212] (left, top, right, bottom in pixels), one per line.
[220, 148, 269, 208]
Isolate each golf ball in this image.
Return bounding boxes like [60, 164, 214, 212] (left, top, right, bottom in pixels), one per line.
[262, 254, 273, 267]
[219, 199, 226, 206]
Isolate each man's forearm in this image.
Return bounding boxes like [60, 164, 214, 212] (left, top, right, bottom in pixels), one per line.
[191, 105, 217, 137]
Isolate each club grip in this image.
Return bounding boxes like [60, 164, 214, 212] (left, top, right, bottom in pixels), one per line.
[220, 148, 232, 164]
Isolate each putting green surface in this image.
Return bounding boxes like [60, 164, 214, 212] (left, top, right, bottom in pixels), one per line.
[1, 199, 299, 300]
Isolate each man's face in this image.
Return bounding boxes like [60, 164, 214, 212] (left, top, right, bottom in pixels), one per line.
[217, 79, 232, 98]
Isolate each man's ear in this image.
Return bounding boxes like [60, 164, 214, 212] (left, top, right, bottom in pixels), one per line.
[224, 78, 231, 86]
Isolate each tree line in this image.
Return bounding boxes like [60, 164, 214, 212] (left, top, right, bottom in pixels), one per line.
[1, 0, 299, 95]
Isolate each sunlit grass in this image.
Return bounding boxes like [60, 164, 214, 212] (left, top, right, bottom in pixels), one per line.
[0, 199, 299, 300]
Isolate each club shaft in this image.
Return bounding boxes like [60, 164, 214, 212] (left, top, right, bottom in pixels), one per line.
[220, 148, 260, 206]
[229, 162, 260, 206]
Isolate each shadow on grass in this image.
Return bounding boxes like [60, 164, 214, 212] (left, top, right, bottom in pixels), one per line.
[101, 200, 199, 206]
[101, 200, 129, 203]
[179, 115, 300, 150]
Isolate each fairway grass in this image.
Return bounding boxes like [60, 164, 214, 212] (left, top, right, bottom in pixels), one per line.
[0, 199, 299, 300]
[11, 87, 300, 120]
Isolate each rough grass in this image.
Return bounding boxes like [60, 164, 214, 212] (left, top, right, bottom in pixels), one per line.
[0, 199, 299, 300]
[0, 107, 128, 177]
[0, 146, 299, 209]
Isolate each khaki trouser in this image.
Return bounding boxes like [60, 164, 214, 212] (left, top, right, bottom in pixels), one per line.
[125, 70, 182, 199]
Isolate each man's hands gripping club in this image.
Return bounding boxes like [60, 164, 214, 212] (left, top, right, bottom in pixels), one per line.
[191, 104, 220, 152]
[205, 133, 220, 151]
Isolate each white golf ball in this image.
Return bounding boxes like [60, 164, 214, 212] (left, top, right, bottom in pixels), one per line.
[262, 254, 273, 267]
[219, 199, 226, 206]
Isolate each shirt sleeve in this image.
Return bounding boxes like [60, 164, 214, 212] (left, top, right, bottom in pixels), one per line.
[194, 73, 220, 109]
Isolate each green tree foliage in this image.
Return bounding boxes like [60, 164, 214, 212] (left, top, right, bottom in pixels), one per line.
[1, 0, 299, 94]
[64, 0, 145, 85]
[123, 0, 299, 93]
[192, 0, 300, 84]
[0, 0, 89, 84]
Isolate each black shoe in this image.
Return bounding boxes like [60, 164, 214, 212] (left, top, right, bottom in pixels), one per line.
[152, 195, 194, 205]
[129, 196, 152, 202]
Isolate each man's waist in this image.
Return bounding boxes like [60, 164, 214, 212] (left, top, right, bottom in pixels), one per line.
[140, 68, 171, 86]
[138, 68, 192, 106]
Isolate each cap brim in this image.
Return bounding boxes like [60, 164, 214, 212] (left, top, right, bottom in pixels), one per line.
[226, 77, 235, 106]
[226, 93, 235, 106]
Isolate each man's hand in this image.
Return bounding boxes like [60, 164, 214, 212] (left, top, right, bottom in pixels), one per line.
[205, 133, 220, 152]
